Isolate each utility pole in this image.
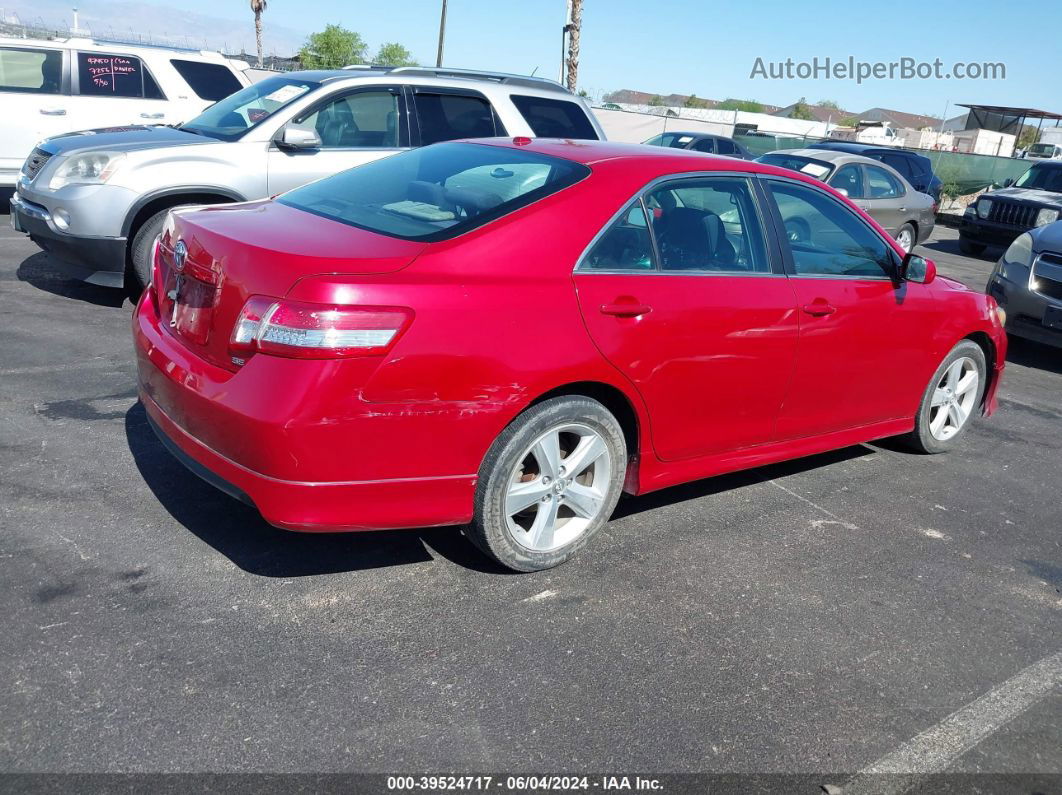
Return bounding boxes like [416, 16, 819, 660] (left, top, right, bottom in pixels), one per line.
[436, 0, 447, 68]
[565, 0, 582, 92]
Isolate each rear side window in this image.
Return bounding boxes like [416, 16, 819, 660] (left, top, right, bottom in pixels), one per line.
[170, 59, 242, 101]
[715, 139, 737, 155]
[582, 203, 656, 270]
[414, 92, 501, 145]
[865, 165, 903, 198]
[278, 141, 589, 241]
[879, 153, 914, 179]
[77, 52, 163, 98]
[510, 95, 598, 139]
[0, 47, 62, 94]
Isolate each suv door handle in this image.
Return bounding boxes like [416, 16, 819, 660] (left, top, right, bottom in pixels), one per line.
[39, 108, 66, 116]
[140, 112, 164, 119]
[600, 302, 652, 317]
[802, 301, 837, 317]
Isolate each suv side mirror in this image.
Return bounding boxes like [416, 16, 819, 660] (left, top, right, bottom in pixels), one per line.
[897, 251, 936, 284]
[835, 187, 849, 198]
[276, 124, 321, 151]
[1002, 178, 1014, 188]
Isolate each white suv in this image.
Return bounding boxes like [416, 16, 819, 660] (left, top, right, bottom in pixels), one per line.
[10, 66, 604, 289]
[0, 35, 251, 186]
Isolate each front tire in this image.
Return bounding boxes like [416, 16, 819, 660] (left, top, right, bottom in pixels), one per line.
[466, 396, 627, 572]
[904, 341, 986, 454]
[129, 205, 197, 290]
[895, 223, 915, 252]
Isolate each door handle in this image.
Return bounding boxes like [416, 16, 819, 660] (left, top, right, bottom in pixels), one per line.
[600, 302, 652, 317]
[898, 206, 907, 212]
[39, 108, 66, 116]
[140, 112, 164, 119]
[802, 301, 836, 317]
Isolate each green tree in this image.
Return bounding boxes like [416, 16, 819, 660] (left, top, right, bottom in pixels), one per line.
[648, 95, 665, 107]
[839, 116, 858, 127]
[716, 98, 764, 113]
[1018, 125, 1038, 150]
[684, 93, 707, 109]
[817, 99, 841, 110]
[299, 24, 368, 69]
[790, 97, 814, 121]
[374, 42, 416, 66]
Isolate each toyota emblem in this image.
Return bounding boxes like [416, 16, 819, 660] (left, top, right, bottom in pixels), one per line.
[173, 240, 187, 272]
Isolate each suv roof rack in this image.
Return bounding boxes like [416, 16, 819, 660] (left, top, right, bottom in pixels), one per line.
[341, 64, 571, 93]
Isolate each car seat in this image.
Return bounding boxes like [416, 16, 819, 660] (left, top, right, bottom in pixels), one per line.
[654, 208, 736, 270]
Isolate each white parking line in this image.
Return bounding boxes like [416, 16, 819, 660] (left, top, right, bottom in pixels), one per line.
[769, 479, 858, 530]
[832, 650, 1062, 795]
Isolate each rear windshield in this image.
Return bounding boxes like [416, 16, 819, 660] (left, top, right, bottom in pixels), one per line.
[757, 153, 834, 181]
[644, 133, 696, 148]
[171, 59, 242, 101]
[278, 141, 590, 241]
[181, 76, 319, 140]
[510, 95, 598, 139]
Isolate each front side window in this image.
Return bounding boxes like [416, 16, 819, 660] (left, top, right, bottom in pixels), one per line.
[828, 164, 865, 198]
[181, 76, 319, 141]
[510, 95, 598, 139]
[0, 47, 62, 94]
[278, 141, 589, 241]
[414, 92, 500, 145]
[646, 177, 769, 272]
[865, 165, 903, 198]
[716, 139, 737, 155]
[77, 52, 162, 98]
[170, 59, 242, 101]
[581, 203, 656, 270]
[768, 181, 894, 278]
[298, 90, 400, 148]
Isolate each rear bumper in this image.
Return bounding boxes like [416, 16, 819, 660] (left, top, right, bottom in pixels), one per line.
[134, 292, 477, 532]
[10, 193, 126, 288]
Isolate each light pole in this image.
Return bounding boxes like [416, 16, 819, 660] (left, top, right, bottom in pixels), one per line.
[436, 0, 447, 68]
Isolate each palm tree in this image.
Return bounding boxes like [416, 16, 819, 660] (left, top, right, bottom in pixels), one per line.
[565, 0, 582, 92]
[250, 0, 267, 68]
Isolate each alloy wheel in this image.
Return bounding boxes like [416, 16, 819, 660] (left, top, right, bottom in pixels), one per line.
[929, 356, 979, 441]
[504, 423, 612, 552]
[896, 227, 913, 252]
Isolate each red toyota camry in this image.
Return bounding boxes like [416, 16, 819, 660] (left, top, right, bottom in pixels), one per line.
[134, 138, 1006, 571]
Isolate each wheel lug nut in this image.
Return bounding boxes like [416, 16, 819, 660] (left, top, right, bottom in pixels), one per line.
[542, 476, 551, 485]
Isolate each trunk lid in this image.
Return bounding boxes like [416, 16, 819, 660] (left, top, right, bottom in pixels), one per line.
[157, 200, 427, 371]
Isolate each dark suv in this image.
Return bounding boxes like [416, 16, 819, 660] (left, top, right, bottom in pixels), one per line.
[808, 142, 942, 202]
[958, 161, 1062, 256]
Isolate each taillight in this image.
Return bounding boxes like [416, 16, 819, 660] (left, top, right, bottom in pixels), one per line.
[229, 297, 412, 361]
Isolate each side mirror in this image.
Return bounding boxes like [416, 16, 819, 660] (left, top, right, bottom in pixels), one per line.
[1003, 178, 1014, 188]
[835, 188, 849, 198]
[276, 123, 321, 151]
[898, 251, 936, 284]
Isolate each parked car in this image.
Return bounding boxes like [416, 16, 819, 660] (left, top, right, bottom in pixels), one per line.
[1026, 143, 1062, 161]
[757, 149, 935, 251]
[134, 139, 1006, 572]
[807, 141, 943, 202]
[959, 161, 1062, 256]
[986, 220, 1062, 347]
[643, 131, 755, 159]
[9, 66, 603, 289]
[0, 35, 251, 188]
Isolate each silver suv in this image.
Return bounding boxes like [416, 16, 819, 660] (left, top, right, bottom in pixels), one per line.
[9, 66, 603, 289]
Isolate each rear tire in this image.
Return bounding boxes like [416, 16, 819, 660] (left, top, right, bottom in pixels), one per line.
[466, 396, 627, 572]
[895, 223, 916, 252]
[129, 205, 197, 290]
[958, 236, 987, 257]
[903, 340, 986, 454]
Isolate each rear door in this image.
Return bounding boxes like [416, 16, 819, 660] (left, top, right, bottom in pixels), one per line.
[761, 177, 940, 438]
[0, 45, 69, 179]
[409, 87, 506, 145]
[68, 50, 170, 130]
[574, 175, 799, 460]
[266, 85, 409, 195]
[862, 164, 907, 235]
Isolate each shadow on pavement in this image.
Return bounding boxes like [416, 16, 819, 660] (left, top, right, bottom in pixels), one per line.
[921, 236, 1000, 261]
[1006, 336, 1062, 375]
[124, 402, 510, 577]
[614, 444, 876, 520]
[17, 251, 128, 308]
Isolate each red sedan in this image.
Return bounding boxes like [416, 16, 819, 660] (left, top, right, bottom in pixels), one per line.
[134, 138, 1006, 571]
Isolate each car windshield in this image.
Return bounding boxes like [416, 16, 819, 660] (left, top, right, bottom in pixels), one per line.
[1029, 143, 1058, 156]
[278, 141, 591, 241]
[757, 153, 834, 181]
[643, 133, 697, 148]
[1014, 164, 1062, 192]
[181, 76, 320, 141]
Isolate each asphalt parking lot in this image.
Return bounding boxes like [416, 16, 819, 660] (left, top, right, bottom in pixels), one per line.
[1, 213, 1059, 786]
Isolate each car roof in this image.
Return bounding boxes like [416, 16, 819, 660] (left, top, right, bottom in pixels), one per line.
[810, 141, 929, 162]
[461, 138, 792, 176]
[765, 148, 876, 165]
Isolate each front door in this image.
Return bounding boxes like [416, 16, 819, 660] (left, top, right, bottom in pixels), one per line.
[267, 86, 409, 195]
[67, 50, 172, 133]
[762, 178, 940, 439]
[574, 176, 799, 461]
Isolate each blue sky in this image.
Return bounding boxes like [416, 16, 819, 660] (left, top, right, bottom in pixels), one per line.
[13, 0, 1060, 117]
